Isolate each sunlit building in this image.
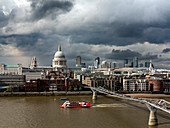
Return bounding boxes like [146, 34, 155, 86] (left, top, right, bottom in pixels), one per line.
[123, 78, 149, 92]
[52, 45, 67, 72]
[0, 64, 22, 75]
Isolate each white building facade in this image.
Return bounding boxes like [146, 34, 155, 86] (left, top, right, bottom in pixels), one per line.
[52, 45, 67, 72]
[0, 64, 22, 75]
[123, 78, 149, 92]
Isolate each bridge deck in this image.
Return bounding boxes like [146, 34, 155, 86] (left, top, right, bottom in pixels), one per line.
[90, 86, 170, 114]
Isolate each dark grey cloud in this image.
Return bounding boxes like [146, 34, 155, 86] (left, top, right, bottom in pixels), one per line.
[140, 54, 158, 60]
[2, 0, 170, 46]
[0, 0, 170, 69]
[0, 33, 42, 47]
[162, 48, 170, 53]
[69, 21, 170, 46]
[0, 33, 51, 62]
[0, 11, 8, 27]
[30, 0, 73, 20]
[106, 49, 141, 60]
[56, 0, 170, 46]
[105, 49, 158, 60]
[153, 58, 170, 69]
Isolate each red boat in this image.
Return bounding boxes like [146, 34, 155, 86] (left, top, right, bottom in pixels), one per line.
[60, 101, 91, 108]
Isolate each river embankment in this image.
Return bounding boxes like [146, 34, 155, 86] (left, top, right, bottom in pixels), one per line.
[125, 93, 170, 98]
[0, 91, 92, 97]
[1, 91, 170, 98]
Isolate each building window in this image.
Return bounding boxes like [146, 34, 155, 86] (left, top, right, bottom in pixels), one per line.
[60, 61, 62, 65]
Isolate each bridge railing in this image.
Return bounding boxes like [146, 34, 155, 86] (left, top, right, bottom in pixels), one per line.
[143, 99, 170, 114]
[89, 86, 170, 114]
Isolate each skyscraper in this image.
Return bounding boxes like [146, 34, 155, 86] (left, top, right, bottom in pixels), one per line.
[133, 57, 138, 68]
[145, 61, 150, 68]
[94, 57, 100, 68]
[124, 59, 128, 67]
[76, 56, 81, 67]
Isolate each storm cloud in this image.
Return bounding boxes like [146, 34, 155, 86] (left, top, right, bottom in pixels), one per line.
[30, 0, 73, 20]
[162, 48, 170, 53]
[0, 0, 170, 68]
[0, 11, 8, 27]
[106, 49, 158, 60]
[55, 0, 170, 45]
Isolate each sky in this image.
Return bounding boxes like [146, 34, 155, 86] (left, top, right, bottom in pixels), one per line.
[0, 0, 170, 69]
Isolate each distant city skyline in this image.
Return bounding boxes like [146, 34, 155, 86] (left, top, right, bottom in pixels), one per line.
[0, 0, 170, 69]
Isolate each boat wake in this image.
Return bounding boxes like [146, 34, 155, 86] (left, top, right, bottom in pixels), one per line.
[92, 103, 126, 108]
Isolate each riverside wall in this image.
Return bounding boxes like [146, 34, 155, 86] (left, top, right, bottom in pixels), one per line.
[0, 91, 92, 97]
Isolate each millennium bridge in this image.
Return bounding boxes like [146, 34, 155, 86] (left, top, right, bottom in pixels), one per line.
[89, 86, 170, 126]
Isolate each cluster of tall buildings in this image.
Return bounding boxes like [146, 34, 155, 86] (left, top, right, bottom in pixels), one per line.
[76, 55, 151, 69]
[0, 45, 169, 94]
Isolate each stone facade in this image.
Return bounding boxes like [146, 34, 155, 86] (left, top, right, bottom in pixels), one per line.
[0, 64, 22, 75]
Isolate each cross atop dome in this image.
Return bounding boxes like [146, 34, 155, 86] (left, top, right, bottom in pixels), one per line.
[58, 45, 61, 51]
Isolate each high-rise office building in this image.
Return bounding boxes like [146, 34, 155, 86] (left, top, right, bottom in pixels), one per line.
[133, 57, 138, 68]
[95, 57, 100, 65]
[75, 56, 86, 68]
[94, 57, 100, 68]
[76, 56, 81, 67]
[139, 63, 144, 67]
[145, 61, 150, 68]
[124, 59, 128, 67]
[112, 62, 117, 68]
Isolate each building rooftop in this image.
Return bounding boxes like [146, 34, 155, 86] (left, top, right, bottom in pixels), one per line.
[4, 64, 21, 68]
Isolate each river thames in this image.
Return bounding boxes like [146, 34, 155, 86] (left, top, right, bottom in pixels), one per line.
[0, 95, 170, 128]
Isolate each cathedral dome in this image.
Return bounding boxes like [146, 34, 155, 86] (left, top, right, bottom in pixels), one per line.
[54, 51, 65, 58]
[52, 45, 67, 69]
[54, 45, 65, 58]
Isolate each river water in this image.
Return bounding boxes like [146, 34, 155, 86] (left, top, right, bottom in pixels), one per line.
[0, 95, 169, 128]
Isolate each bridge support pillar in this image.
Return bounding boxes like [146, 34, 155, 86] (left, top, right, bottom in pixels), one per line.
[145, 103, 158, 126]
[92, 91, 97, 100]
[148, 110, 158, 126]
